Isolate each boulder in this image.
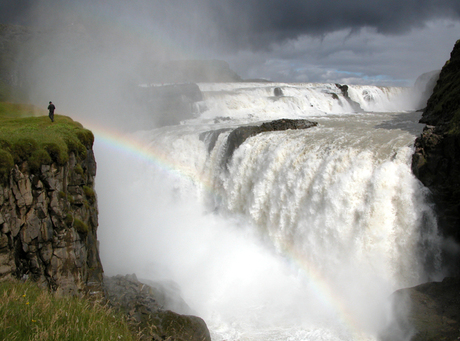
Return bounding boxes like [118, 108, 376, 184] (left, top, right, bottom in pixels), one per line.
[274, 87, 284, 96]
[104, 274, 211, 341]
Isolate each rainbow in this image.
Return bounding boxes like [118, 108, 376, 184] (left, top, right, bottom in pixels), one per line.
[87, 123, 216, 195]
[88, 124, 376, 339]
[89, 122, 381, 339]
[279, 239, 375, 340]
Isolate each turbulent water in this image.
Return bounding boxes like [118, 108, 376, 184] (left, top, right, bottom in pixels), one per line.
[96, 82, 443, 341]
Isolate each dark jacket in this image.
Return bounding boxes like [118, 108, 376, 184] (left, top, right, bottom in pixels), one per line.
[48, 103, 55, 112]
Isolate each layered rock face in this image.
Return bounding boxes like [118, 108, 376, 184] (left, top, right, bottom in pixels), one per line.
[0, 149, 103, 295]
[412, 40, 460, 272]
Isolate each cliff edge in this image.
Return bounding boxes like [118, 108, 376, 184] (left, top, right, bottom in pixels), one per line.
[0, 110, 103, 294]
[412, 39, 460, 272]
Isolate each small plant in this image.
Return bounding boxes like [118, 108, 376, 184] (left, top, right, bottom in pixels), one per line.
[74, 218, 89, 234]
[65, 213, 73, 227]
[28, 149, 52, 172]
[0, 149, 13, 184]
[74, 164, 84, 176]
[83, 185, 96, 203]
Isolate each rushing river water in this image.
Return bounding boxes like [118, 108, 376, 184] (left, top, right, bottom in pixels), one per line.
[96, 82, 443, 341]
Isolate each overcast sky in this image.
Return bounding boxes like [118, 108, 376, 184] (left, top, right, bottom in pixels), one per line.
[1, 0, 459, 86]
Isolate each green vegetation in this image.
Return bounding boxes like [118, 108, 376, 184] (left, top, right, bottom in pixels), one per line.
[0, 102, 94, 183]
[74, 163, 84, 176]
[83, 185, 96, 203]
[74, 218, 89, 234]
[424, 40, 460, 136]
[0, 280, 138, 341]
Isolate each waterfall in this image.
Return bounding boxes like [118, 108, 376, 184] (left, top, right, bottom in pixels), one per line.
[96, 82, 443, 341]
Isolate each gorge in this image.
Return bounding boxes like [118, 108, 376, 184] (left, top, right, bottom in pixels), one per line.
[1, 25, 460, 340]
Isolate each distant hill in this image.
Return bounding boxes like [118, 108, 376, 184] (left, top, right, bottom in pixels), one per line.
[144, 59, 242, 83]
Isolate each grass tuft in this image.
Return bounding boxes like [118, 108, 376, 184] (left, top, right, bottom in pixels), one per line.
[0, 280, 137, 341]
[83, 185, 96, 203]
[74, 218, 89, 234]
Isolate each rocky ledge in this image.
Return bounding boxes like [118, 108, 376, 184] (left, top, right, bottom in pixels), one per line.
[200, 118, 318, 167]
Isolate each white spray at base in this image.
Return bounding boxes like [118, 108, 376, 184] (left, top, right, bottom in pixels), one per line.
[96, 83, 443, 341]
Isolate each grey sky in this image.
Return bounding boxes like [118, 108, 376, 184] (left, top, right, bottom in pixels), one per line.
[1, 0, 459, 86]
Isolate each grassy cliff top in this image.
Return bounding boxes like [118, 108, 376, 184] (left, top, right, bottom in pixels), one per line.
[0, 102, 94, 183]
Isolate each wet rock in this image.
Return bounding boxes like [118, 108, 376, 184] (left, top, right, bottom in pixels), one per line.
[223, 118, 318, 164]
[386, 277, 460, 341]
[335, 83, 364, 112]
[274, 87, 284, 96]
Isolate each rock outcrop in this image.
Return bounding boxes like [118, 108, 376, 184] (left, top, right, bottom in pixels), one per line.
[200, 118, 318, 167]
[0, 150, 103, 295]
[223, 119, 318, 163]
[274, 87, 284, 97]
[104, 274, 211, 341]
[412, 39, 460, 272]
[335, 83, 364, 112]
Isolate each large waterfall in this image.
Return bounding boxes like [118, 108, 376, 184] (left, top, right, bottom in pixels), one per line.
[96, 82, 443, 341]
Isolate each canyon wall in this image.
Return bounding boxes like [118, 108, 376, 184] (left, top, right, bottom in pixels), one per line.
[412, 39, 460, 272]
[0, 149, 103, 295]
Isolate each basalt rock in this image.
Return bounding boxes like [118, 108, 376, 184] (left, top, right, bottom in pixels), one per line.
[412, 40, 460, 273]
[223, 119, 318, 164]
[335, 83, 364, 112]
[274, 87, 284, 97]
[0, 150, 103, 295]
[199, 119, 317, 167]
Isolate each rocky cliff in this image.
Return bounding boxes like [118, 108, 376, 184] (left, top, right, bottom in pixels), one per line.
[412, 39, 460, 272]
[0, 149, 103, 295]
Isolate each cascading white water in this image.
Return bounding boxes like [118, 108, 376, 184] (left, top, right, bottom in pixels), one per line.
[96, 82, 443, 341]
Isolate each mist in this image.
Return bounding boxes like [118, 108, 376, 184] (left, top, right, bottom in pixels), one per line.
[94, 129, 414, 340]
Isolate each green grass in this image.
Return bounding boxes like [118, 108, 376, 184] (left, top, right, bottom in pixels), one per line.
[0, 280, 138, 341]
[0, 102, 94, 183]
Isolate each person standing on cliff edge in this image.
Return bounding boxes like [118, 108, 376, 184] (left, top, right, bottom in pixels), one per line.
[48, 101, 55, 122]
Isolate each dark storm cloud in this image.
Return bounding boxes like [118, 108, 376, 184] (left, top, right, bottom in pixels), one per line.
[2, 0, 459, 52]
[209, 0, 460, 50]
[1, 0, 459, 87]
